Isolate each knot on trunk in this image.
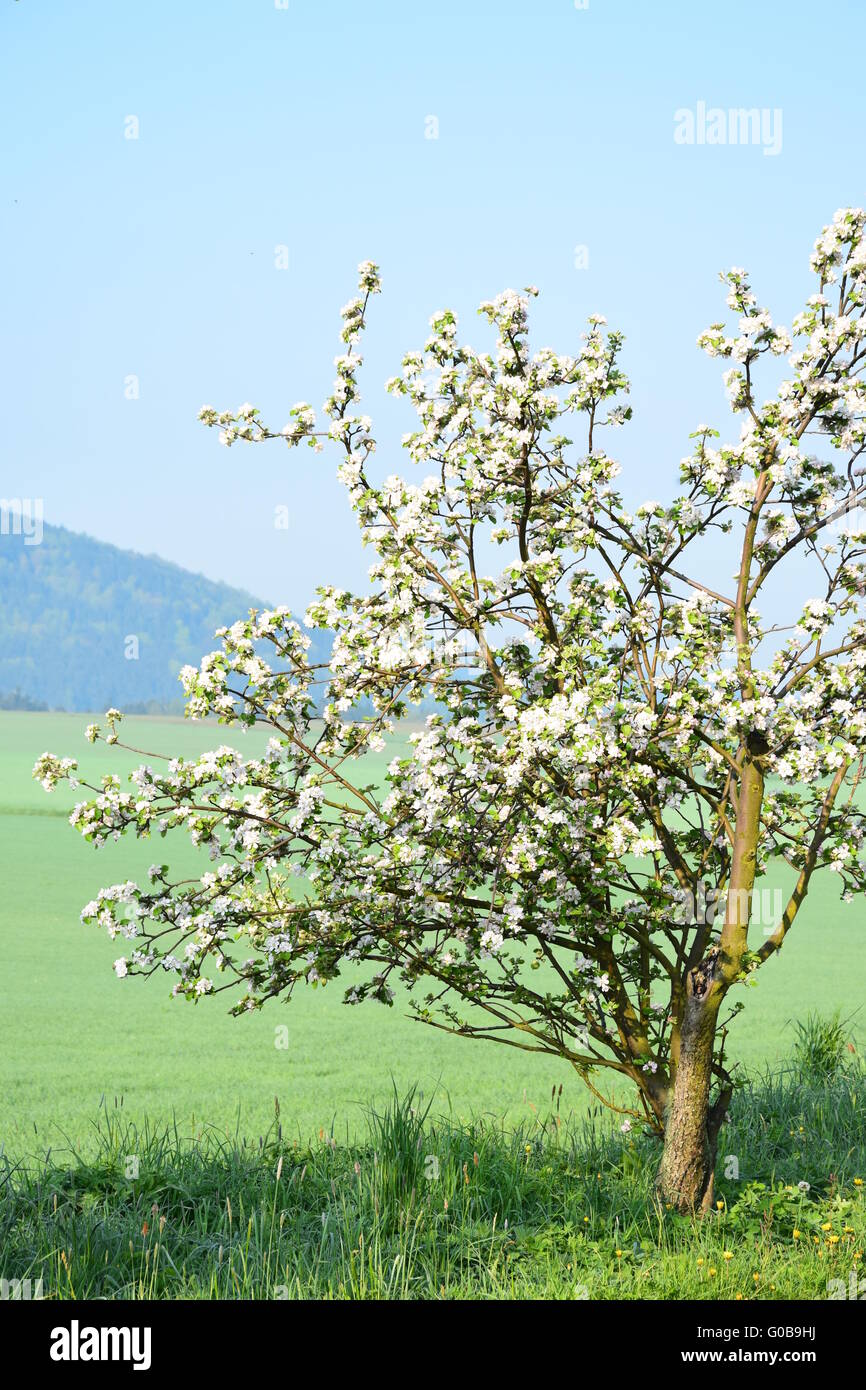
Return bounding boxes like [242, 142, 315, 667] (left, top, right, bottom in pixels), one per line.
[689, 946, 720, 1000]
[746, 729, 770, 758]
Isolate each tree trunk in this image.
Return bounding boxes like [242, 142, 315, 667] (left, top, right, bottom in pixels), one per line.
[657, 949, 727, 1214]
[657, 747, 764, 1213]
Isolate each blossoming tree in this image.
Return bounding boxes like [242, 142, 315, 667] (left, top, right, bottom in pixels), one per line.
[36, 210, 866, 1213]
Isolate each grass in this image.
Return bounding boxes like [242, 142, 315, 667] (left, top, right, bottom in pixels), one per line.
[1, 1068, 864, 1300]
[2, 710, 866, 1159]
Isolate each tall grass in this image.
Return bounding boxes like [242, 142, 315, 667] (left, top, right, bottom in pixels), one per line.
[1, 1066, 863, 1300]
[789, 1009, 859, 1084]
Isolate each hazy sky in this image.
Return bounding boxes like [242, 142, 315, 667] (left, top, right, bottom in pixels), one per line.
[3, 0, 864, 615]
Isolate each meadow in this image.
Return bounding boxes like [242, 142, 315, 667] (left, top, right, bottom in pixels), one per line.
[1, 709, 864, 1161]
[2, 710, 865, 1300]
[2, 1072, 864, 1299]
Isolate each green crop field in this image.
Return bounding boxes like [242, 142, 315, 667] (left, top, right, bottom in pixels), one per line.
[1, 709, 864, 1166]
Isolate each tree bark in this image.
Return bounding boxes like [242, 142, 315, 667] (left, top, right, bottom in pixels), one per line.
[657, 747, 765, 1213]
[657, 949, 727, 1213]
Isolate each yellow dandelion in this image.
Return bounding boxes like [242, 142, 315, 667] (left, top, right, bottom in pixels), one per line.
[821, 1221, 832, 1231]
[793, 1229, 801, 1239]
[723, 1250, 733, 1261]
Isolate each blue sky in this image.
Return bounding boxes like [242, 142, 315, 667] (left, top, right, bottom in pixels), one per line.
[2, 0, 864, 613]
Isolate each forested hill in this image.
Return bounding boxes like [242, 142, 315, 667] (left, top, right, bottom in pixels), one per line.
[0, 522, 328, 713]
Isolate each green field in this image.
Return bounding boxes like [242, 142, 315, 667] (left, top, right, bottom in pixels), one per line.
[2, 710, 864, 1164]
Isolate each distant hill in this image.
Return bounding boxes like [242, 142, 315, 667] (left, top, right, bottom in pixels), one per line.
[0, 523, 328, 713]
